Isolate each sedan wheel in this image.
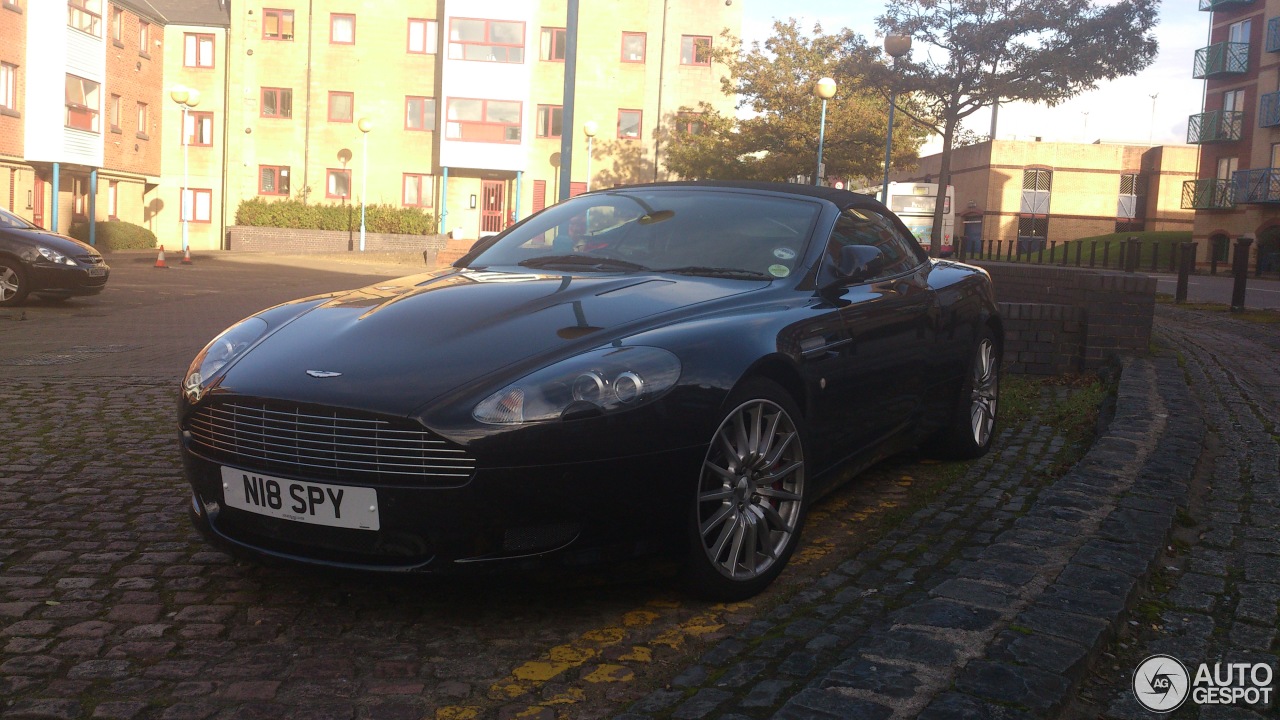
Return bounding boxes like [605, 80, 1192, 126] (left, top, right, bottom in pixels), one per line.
[0, 261, 29, 307]
[970, 337, 999, 448]
[686, 379, 807, 600]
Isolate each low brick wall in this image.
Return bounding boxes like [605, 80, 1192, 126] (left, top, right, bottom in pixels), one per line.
[228, 226, 449, 259]
[998, 302, 1085, 375]
[974, 262, 1156, 372]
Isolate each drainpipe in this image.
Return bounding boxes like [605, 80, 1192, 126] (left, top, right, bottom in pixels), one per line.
[653, 1, 669, 181]
[514, 170, 522, 223]
[440, 166, 448, 235]
[51, 163, 60, 232]
[88, 169, 97, 246]
[557, 0, 579, 202]
[219, 25, 230, 249]
[302, 0, 314, 203]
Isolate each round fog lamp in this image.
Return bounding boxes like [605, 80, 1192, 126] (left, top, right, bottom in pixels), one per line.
[613, 372, 644, 403]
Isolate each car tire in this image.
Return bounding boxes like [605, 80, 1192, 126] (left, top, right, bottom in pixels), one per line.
[684, 378, 809, 601]
[0, 258, 30, 308]
[931, 327, 1000, 460]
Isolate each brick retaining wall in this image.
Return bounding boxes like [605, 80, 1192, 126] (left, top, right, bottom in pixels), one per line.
[997, 303, 1085, 375]
[974, 262, 1155, 372]
[228, 226, 449, 260]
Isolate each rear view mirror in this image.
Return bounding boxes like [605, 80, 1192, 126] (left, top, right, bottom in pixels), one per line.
[836, 245, 884, 283]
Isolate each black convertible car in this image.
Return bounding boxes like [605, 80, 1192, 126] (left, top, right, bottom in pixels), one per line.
[179, 181, 1001, 599]
[0, 207, 109, 306]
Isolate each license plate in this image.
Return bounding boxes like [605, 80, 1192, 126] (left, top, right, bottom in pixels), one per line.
[219, 467, 379, 530]
[87, 267, 106, 277]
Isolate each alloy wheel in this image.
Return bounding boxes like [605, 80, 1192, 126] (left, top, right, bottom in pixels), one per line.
[0, 266, 19, 303]
[696, 398, 805, 581]
[970, 337, 998, 447]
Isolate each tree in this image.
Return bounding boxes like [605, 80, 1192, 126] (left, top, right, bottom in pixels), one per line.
[866, 0, 1159, 255]
[662, 20, 930, 185]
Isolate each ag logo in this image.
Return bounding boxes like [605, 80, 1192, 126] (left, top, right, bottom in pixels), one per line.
[1133, 654, 1190, 712]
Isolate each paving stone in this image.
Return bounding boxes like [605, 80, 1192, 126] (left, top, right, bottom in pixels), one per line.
[670, 688, 732, 720]
[821, 657, 920, 697]
[917, 691, 1037, 720]
[775, 688, 893, 720]
[955, 660, 1073, 715]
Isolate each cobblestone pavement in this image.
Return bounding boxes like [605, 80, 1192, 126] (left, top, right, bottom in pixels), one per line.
[0, 253, 1244, 720]
[1066, 307, 1280, 719]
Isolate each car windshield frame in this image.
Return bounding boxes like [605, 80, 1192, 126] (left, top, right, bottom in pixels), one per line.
[0, 207, 37, 231]
[466, 189, 823, 281]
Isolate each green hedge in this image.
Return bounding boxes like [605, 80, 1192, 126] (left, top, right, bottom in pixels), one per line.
[68, 220, 158, 251]
[235, 197, 438, 235]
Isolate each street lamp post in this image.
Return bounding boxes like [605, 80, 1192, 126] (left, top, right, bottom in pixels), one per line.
[169, 86, 201, 253]
[814, 77, 836, 187]
[358, 117, 373, 251]
[582, 121, 598, 192]
[881, 34, 912, 204]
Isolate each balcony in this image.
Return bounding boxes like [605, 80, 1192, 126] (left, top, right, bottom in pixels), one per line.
[1187, 110, 1244, 143]
[1200, 0, 1255, 9]
[1262, 91, 1280, 127]
[1234, 168, 1280, 204]
[1182, 179, 1235, 210]
[1193, 42, 1249, 78]
[1270, 17, 1280, 53]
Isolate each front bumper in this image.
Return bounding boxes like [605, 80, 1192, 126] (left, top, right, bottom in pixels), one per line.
[29, 261, 110, 297]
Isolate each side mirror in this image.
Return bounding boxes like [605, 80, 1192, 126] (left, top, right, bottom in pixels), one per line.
[819, 245, 884, 294]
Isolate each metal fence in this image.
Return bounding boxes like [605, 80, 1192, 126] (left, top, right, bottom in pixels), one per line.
[955, 236, 1280, 280]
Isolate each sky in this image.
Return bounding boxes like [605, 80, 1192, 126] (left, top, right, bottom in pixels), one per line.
[739, 0, 1208, 155]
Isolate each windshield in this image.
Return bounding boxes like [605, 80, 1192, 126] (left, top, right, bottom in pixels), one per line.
[0, 207, 36, 230]
[467, 189, 821, 280]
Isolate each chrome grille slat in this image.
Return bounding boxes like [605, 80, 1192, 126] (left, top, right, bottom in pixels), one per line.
[186, 399, 477, 487]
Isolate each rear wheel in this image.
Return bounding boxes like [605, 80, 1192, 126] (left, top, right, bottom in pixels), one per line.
[685, 379, 808, 601]
[0, 259, 29, 307]
[933, 328, 1000, 460]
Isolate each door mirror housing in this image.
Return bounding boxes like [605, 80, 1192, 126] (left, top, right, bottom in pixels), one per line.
[821, 245, 884, 293]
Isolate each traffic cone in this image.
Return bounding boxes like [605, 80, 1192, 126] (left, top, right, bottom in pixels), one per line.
[154, 245, 169, 269]
[181, 247, 193, 265]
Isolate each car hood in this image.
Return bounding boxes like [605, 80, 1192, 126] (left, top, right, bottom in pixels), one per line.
[1, 227, 101, 256]
[216, 268, 766, 416]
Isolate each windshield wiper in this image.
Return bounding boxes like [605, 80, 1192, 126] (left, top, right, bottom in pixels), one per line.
[658, 266, 773, 280]
[518, 255, 650, 272]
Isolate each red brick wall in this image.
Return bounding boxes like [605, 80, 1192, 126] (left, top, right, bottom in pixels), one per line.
[104, 3, 164, 176]
[0, 2, 26, 159]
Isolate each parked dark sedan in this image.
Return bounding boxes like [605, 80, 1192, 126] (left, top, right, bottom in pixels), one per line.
[179, 181, 1001, 599]
[0, 207, 110, 306]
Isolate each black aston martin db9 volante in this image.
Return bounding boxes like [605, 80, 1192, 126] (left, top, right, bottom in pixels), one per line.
[180, 181, 1001, 599]
[0, 207, 110, 306]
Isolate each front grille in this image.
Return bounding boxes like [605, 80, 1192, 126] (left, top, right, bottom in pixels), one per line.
[186, 399, 476, 487]
[76, 254, 105, 266]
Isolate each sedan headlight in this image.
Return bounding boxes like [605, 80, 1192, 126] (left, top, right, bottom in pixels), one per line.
[473, 346, 681, 424]
[183, 318, 269, 403]
[38, 247, 77, 266]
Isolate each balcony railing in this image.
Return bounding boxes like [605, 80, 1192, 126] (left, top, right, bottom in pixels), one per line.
[1200, 0, 1255, 9]
[1269, 17, 1280, 52]
[1194, 42, 1250, 78]
[1182, 179, 1235, 210]
[1234, 168, 1280, 204]
[1187, 109, 1244, 143]
[1262, 91, 1280, 128]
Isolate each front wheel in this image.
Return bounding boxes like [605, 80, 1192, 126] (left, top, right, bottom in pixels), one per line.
[0, 259, 30, 307]
[684, 379, 808, 601]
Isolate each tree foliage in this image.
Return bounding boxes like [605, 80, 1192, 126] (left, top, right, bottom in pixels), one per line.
[863, 0, 1160, 253]
[661, 20, 930, 186]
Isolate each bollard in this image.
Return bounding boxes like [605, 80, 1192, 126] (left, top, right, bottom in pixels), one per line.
[1175, 242, 1193, 304]
[1037, 240, 1045, 264]
[1006, 240, 1014, 262]
[1075, 241, 1083, 267]
[1124, 236, 1140, 273]
[1231, 236, 1253, 312]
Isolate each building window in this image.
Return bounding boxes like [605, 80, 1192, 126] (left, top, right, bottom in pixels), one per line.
[448, 18, 525, 63]
[107, 180, 118, 219]
[445, 98, 522, 143]
[1223, 88, 1244, 112]
[65, 74, 100, 132]
[0, 63, 16, 113]
[110, 6, 122, 43]
[261, 87, 293, 118]
[618, 109, 642, 140]
[186, 111, 213, 146]
[540, 27, 566, 61]
[677, 111, 705, 135]
[328, 91, 354, 123]
[331, 14, 355, 44]
[680, 35, 712, 66]
[622, 32, 646, 63]
[264, 8, 295, 41]
[259, 165, 291, 196]
[68, 0, 101, 37]
[183, 188, 212, 223]
[405, 96, 436, 131]
[1116, 173, 1145, 233]
[138, 21, 151, 55]
[403, 174, 433, 207]
[184, 33, 215, 68]
[136, 101, 148, 138]
[108, 94, 120, 131]
[1229, 18, 1251, 45]
[1217, 156, 1238, 180]
[408, 18, 438, 54]
[327, 169, 351, 199]
[537, 105, 563, 138]
[1271, 142, 1280, 170]
[73, 177, 88, 219]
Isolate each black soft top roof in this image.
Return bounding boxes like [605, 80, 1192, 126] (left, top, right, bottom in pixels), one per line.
[606, 180, 889, 212]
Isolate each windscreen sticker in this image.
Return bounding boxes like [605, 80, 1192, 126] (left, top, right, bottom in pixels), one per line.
[773, 247, 797, 260]
[768, 264, 791, 278]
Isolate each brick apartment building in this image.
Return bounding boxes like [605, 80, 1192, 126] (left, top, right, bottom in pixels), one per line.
[1187, 0, 1280, 271]
[895, 139, 1198, 253]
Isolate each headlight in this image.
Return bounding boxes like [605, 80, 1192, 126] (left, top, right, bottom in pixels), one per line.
[38, 247, 77, 266]
[473, 346, 681, 424]
[183, 318, 269, 403]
